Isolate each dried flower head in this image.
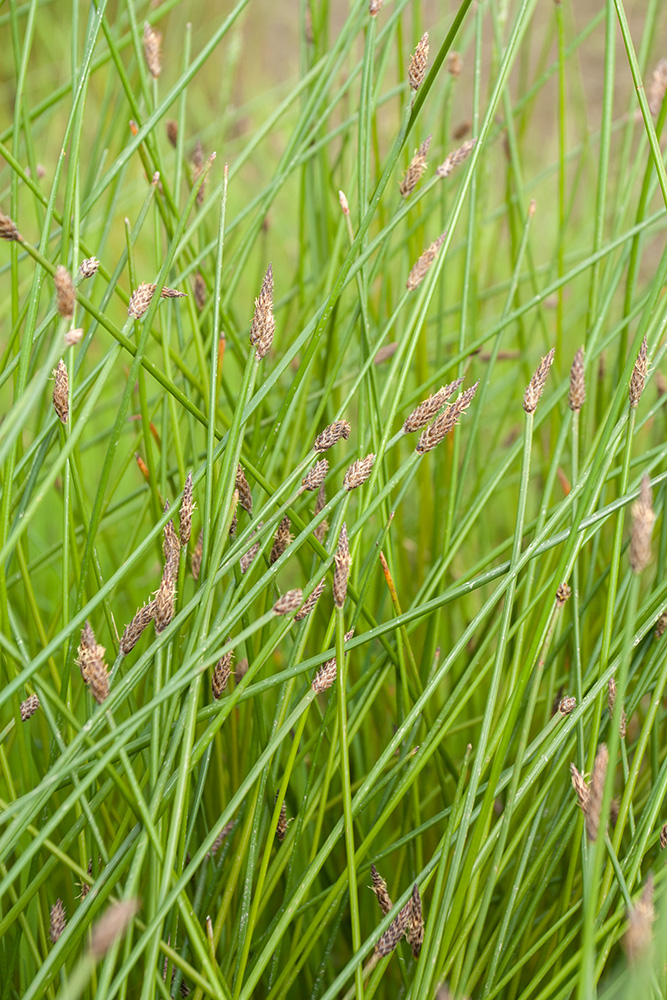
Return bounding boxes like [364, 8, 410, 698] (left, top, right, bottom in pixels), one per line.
[88, 655, 110, 705]
[630, 474, 655, 574]
[77, 621, 104, 683]
[333, 523, 352, 607]
[369, 0, 385, 15]
[275, 798, 288, 842]
[120, 601, 156, 656]
[155, 565, 176, 633]
[20, 693, 40, 720]
[436, 138, 476, 179]
[295, 580, 326, 621]
[660, 823, 667, 849]
[406, 233, 447, 291]
[191, 140, 206, 204]
[0, 208, 20, 241]
[568, 347, 586, 411]
[270, 517, 293, 565]
[54, 266, 75, 318]
[90, 899, 141, 961]
[143, 22, 161, 77]
[416, 381, 479, 453]
[452, 119, 472, 140]
[523, 348, 555, 414]
[312, 629, 354, 693]
[375, 899, 412, 956]
[624, 876, 655, 962]
[448, 51, 463, 76]
[194, 272, 206, 309]
[585, 743, 608, 842]
[344, 454, 375, 490]
[404, 378, 464, 432]
[52, 359, 69, 424]
[163, 506, 180, 576]
[212, 650, 233, 699]
[370, 864, 393, 915]
[408, 32, 429, 91]
[558, 695, 576, 715]
[273, 589, 303, 616]
[629, 336, 648, 408]
[50, 899, 66, 943]
[180, 472, 194, 545]
[79, 256, 99, 278]
[302, 458, 329, 492]
[570, 763, 589, 812]
[128, 283, 155, 319]
[313, 419, 351, 452]
[556, 583, 571, 605]
[235, 465, 253, 514]
[407, 884, 424, 959]
[250, 264, 275, 360]
[400, 135, 432, 197]
[191, 529, 203, 581]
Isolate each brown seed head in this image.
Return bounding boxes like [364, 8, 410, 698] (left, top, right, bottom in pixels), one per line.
[568, 347, 586, 412]
[630, 474, 655, 574]
[208, 820, 235, 858]
[212, 650, 233, 699]
[314, 482, 328, 542]
[375, 899, 412, 956]
[570, 763, 589, 812]
[344, 453, 375, 490]
[624, 875, 655, 962]
[370, 865, 393, 915]
[656, 610, 667, 638]
[275, 799, 288, 842]
[408, 32, 429, 91]
[406, 233, 447, 291]
[163, 505, 180, 576]
[143, 22, 161, 77]
[448, 51, 463, 76]
[295, 580, 326, 621]
[436, 138, 476, 179]
[52, 359, 69, 424]
[240, 523, 263, 574]
[369, 0, 385, 15]
[629, 336, 648, 408]
[0, 208, 20, 241]
[90, 899, 141, 960]
[660, 823, 667, 849]
[180, 472, 194, 545]
[193, 272, 206, 309]
[333, 523, 351, 607]
[166, 119, 178, 146]
[50, 899, 66, 943]
[558, 695, 576, 715]
[128, 282, 156, 318]
[416, 381, 479, 453]
[523, 348, 555, 414]
[400, 135, 432, 197]
[154, 566, 176, 633]
[54, 266, 75, 318]
[250, 263, 275, 360]
[191, 529, 203, 581]
[407, 884, 424, 959]
[452, 119, 472, 140]
[556, 583, 571, 605]
[585, 743, 608, 842]
[404, 377, 464, 432]
[120, 601, 156, 655]
[302, 458, 329, 492]
[270, 517, 293, 565]
[79, 256, 99, 279]
[87, 653, 110, 704]
[312, 628, 354, 693]
[235, 465, 253, 514]
[160, 286, 186, 300]
[20, 693, 40, 721]
[273, 589, 303, 616]
[77, 621, 107, 694]
[313, 419, 351, 452]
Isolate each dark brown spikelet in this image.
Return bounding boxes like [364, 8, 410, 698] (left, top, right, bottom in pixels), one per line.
[273, 589, 303, 616]
[370, 864, 393, 915]
[406, 233, 447, 291]
[558, 695, 576, 715]
[240, 542, 260, 575]
[0, 208, 20, 241]
[585, 743, 608, 843]
[88, 655, 110, 705]
[630, 474, 655, 574]
[333, 522, 351, 607]
[128, 282, 156, 318]
[250, 263, 275, 360]
[403, 377, 464, 432]
[629, 336, 648, 409]
[436, 138, 476, 179]
[399, 135, 432, 197]
[313, 419, 351, 452]
[166, 119, 178, 147]
[52, 359, 69, 424]
[194, 272, 206, 309]
[568, 347, 586, 411]
[416, 381, 479, 453]
[54, 266, 75, 318]
[191, 529, 203, 581]
[212, 650, 233, 700]
[407, 884, 424, 959]
[160, 286, 187, 300]
[314, 483, 328, 543]
[275, 799, 288, 842]
[312, 629, 354, 693]
[155, 566, 176, 633]
[235, 464, 253, 514]
[660, 823, 667, 849]
[302, 458, 329, 492]
[20, 693, 40, 720]
[570, 763, 589, 812]
[163, 505, 180, 576]
[556, 583, 571, 605]
[408, 32, 429, 91]
[608, 677, 627, 738]
[79, 256, 99, 278]
[120, 601, 156, 655]
[89, 899, 140, 961]
[344, 454, 375, 491]
[624, 875, 655, 962]
[448, 51, 463, 76]
[295, 580, 326, 621]
[375, 899, 412, 956]
[143, 22, 161, 77]
[208, 820, 235, 858]
[180, 472, 194, 545]
[50, 899, 66, 943]
[656, 610, 667, 638]
[523, 348, 555, 414]
[270, 517, 292, 564]
[452, 119, 472, 140]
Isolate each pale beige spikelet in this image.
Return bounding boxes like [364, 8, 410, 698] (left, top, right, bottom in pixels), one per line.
[154, 566, 176, 633]
[302, 458, 329, 492]
[89, 899, 141, 960]
[143, 22, 161, 77]
[640, 60, 667, 117]
[333, 522, 351, 607]
[64, 328, 83, 346]
[570, 762, 589, 812]
[608, 677, 627, 738]
[369, 0, 385, 14]
[191, 529, 203, 580]
[375, 899, 412, 956]
[270, 517, 293, 564]
[295, 580, 326, 621]
[180, 472, 194, 545]
[629, 336, 648, 408]
[370, 864, 393, 915]
[436, 138, 476, 179]
[585, 743, 608, 842]
[163, 504, 180, 575]
[416, 381, 479, 453]
[448, 51, 463, 76]
[273, 589, 303, 616]
[250, 263, 275, 360]
[313, 419, 351, 452]
[399, 135, 432, 198]
[166, 119, 178, 147]
[568, 347, 585, 411]
[120, 601, 156, 655]
[275, 798, 288, 842]
[54, 266, 75, 318]
[624, 875, 655, 962]
[407, 883, 424, 959]
[88, 657, 110, 705]
[0, 208, 20, 241]
[338, 190, 350, 215]
[629, 474, 655, 574]
[406, 233, 446, 291]
[78, 256, 99, 279]
[235, 465, 253, 514]
[194, 272, 206, 310]
[212, 650, 233, 700]
[408, 32, 429, 91]
[343, 453, 375, 490]
[403, 377, 463, 432]
[77, 620, 102, 682]
[523, 349, 555, 414]
[52, 359, 69, 424]
[128, 282, 156, 319]
[312, 629, 354, 693]
[558, 695, 576, 715]
[556, 583, 571, 605]
[50, 899, 66, 943]
[20, 693, 40, 720]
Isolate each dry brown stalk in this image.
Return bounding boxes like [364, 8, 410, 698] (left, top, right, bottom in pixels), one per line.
[313, 419, 351, 452]
[523, 349, 555, 414]
[408, 32, 429, 91]
[404, 377, 464, 432]
[54, 266, 75, 318]
[52, 359, 69, 424]
[406, 233, 446, 291]
[629, 474, 655, 574]
[436, 138, 476, 178]
[250, 264, 275, 360]
[399, 135, 432, 197]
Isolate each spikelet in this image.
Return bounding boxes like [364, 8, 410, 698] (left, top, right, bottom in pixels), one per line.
[143, 22, 161, 77]
[523, 349, 555, 414]
[312, 629, 354, 693]
[52, 359, 69, 424]
[273, 589, 303, 615]
[406, 233, 446, 291]
[416, 381, 479, 453]
[64, 327, 83, 346]
[208, 820, 235, 857]
[191, 529, 203, 580]
[608, 677, 627, 738]
[236, 464, 253, 514]
[275, 798, 288, 842]
[436, 138, 476, 179]
[568, 347, 585, 411]
[163, 504, 180, 576]
[50, 899, 66, 943]
[448, 51, 463, 76]
[302, 458, 329, 492]
[408, 32, 429, 91]
[399, 135, 432, 197]
[333, 523, 352, 608]
[194, 272, 206, 309]
[656, 610, 667, 638]
[154, 566, 176, 633]
[369, 0, 385, 14]
[624, 876, 655, 962]
[270, 517, 293, 564]
[629, 474, 655, 574]
[0, 208, 20, 241]
[79, 256, 99, 278]
[313, 419, 351, 452]
[314, 483, 328, 542]
[452, 119, 472, 140]
[235, 658, 249, 682]
[407, 884, 424, 959]
[344, 454, 375, 490]
[54, 266, 75, 318]
[556, 583, 571, 605]
[89, 899, 140, 960]
[558, 695, 576, 715]
[403, 378, 463, 432]
[661, 823, 667, 849]
[160, 286, 187, 300]
[212, 650, 233, 700]
[88, 656, 110, 705]
[120, 601, 156, 655]
[375, 899, 412, 956]
[370, 864, 393, 915]
[295, 580, 326, 621]
[585, 743, 608, 842]
[128, 283, 156, 318]
[20, 693, 40, 720]
[180, 472, 194, 545]
[166, 119, 178, 147]
[250, 264, 275, 360]
[77, 621, 102, 683]
[629, 336, 648, 408]
[570, 763, 589, 812]
[240, 523, 263, 574]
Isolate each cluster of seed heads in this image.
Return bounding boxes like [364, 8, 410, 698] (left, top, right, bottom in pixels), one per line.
[372, 870, 424, 959]
[0, 208, 20, 241]
[406, 233, 446, 291]
[408, 32, 429, 91]
[270, 517, 293, 564]
[120, 601, 156, 655]
[416, 381, 479, 453]
[235, 465, 253, 513]
[313, 419, 351, 452]
[436, 138, 476, 178]
[399, 135, 431, 197]
[52, 360, 69, 424]
[273, 589, 303, 616]
[570, 743, 608, 842]
[250, 264, 275, 360]
[77, 621, 110, 704]
[523, 349, 555, 414]
[311, 629, 354, 693]
[403, 378, 463, 433]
